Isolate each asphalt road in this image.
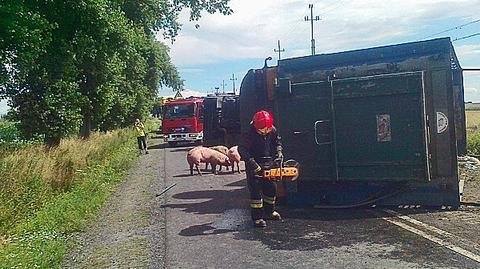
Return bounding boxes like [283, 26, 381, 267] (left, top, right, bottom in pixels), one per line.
[158, 143, 480, 269]
[64, 138, 480, 269]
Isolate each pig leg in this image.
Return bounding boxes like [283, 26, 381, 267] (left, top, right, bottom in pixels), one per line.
[231, 163, 235, 174]
[196, 164, 202, 176]
[190, 163, 194, 176]
[212, 164, 217, 174]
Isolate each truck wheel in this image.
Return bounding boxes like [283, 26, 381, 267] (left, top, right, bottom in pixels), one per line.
[195, 140, 203, 146]
[168, 142, 177, 147]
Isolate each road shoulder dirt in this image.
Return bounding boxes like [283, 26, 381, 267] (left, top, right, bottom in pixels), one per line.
[62, 137, 166, 269]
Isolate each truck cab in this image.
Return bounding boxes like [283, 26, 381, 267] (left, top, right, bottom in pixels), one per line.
[162, 98, 204, 146]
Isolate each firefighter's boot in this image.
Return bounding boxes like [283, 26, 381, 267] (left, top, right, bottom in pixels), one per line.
[253, 219, 267, 228]
[269, 211, 282, 221]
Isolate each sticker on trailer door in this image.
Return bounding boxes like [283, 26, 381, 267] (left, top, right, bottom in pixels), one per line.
[377, 114, 391, 142]
[436, 112, 448, 134]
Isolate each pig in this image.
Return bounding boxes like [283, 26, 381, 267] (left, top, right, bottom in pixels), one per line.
[205, 145, 230, 171]
[209, 145, 228, 155]
[187, 146, 231, 176]
[227, 146, 242, 174]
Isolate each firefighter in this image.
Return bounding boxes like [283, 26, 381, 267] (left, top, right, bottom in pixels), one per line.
[238, 110, 283, 228]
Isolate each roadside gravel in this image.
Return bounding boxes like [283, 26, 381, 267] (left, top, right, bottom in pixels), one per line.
[62, 136, 166, 269]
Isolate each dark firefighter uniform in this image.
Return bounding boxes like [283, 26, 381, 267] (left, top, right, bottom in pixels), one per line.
[238, 112, 283, 228]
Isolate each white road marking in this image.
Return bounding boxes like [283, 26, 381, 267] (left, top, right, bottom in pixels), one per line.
[384, 209, 455, 238]
[381, 211, 480, 263]
[385, 209, 480, 250]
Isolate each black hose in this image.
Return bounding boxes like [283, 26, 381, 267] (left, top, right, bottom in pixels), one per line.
[312, 187, 409, 209]
[156, 183, 177, 197]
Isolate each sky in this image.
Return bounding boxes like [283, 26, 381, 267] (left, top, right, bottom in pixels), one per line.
[1, 0, 480, 115]
[157, 0, 480, 101]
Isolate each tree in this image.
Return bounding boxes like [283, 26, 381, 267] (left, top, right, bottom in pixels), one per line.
[0, 0, 232, 145]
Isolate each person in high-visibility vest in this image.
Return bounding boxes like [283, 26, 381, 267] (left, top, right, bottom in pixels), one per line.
[134, 118, 149, 154]
[238, 110, 283, 228]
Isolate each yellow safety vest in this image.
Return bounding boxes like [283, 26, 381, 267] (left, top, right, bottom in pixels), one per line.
[134, 125, 145, 137]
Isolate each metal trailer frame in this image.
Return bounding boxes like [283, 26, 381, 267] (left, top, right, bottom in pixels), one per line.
[239, 37, 465, 208]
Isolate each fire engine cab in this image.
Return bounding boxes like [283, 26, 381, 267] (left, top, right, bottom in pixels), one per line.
[162, 98, 204, 146]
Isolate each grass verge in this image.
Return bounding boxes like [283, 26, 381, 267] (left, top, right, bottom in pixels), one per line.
[0, 119, 160, 269]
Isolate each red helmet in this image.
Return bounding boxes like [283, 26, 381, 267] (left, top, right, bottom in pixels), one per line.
[252, 110, 273, 135]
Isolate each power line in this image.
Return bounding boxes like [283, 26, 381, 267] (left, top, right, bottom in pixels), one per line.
[304, 4, 321, 55]
[421, 18, 480, 40]
[230, 74, 237, 94]
[221, 80, 226, 94]
[453, 32, 480, 42]
[274, 40, 285, 60]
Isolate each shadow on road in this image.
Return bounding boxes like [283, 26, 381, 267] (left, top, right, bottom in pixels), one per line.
[179, 222, 233, 236]
[170, 147, 194, 152]
[165, 178, 452, 266]
[147, 143, 169, 150]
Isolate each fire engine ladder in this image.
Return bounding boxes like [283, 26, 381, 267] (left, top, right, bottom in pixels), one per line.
[313, 79, 339, 181]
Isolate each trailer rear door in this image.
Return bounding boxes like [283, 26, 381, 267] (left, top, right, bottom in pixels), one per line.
[332, 72, 430, 182]
[276, 80, 337, 181]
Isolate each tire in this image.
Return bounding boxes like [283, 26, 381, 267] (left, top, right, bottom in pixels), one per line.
[168, 141, 177, 147]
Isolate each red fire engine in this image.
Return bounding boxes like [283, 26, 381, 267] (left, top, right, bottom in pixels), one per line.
[162, 98, 204, 146]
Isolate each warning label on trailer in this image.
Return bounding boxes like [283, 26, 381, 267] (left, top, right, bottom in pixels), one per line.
[377, 114, 391, 142]
[436, 112, 448, 134]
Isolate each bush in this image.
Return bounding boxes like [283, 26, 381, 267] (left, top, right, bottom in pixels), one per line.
[0, 120, 42, 151]
[467, 131, 480, 156]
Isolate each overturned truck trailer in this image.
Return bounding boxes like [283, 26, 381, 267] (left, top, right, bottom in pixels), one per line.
[202, 94, 241, 148]
[240, 38, 466, 208]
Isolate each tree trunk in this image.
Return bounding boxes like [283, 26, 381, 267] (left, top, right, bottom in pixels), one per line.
[45, 135, 61, 147]
[80, 107, 91, 139]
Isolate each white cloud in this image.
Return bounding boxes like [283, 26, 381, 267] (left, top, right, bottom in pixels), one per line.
[465, 87, 479, 93]
[456, 44, 480, 59]
[161, 0, 480, 67]
[159, 89, 207, 98]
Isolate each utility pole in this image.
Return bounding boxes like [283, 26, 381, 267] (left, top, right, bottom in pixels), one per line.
[274, 40, 285, 60]
[304, 4, 320, 55]
[230, 74, 237, 95]
[221, 80, 226, 94]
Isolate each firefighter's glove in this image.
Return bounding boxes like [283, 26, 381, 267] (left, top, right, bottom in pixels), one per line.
[249, 158, 263, 177]
[274, 151, 284, 163]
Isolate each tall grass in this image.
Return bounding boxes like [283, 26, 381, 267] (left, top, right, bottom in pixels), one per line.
[0, 118, 160, 268]
[467, 131, 480, 155]
[0, 129, 136, 235]
[466, 111, 480, 155]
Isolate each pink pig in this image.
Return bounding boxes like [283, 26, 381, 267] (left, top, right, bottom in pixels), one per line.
[227, 146, 242, 174]
[187, 146, 231, 176]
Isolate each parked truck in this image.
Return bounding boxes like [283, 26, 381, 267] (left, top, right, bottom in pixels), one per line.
[223, 37, 466, 208]
[162, 98, 204, 147]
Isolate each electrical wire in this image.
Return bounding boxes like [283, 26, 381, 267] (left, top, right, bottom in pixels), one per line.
[421, 18, 480, 40]
[453, 32, 480, 42]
